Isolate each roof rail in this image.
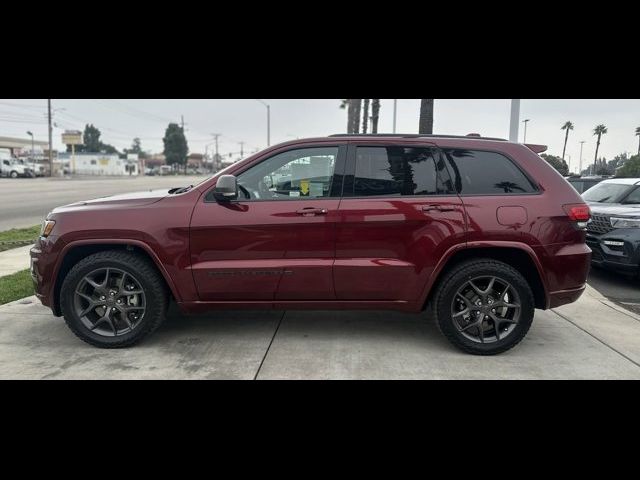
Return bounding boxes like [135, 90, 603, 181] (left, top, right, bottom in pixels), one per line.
[328, 133, 508, 141]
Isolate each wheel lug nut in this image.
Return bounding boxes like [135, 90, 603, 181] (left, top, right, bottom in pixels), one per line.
[100, 295, 105, 300]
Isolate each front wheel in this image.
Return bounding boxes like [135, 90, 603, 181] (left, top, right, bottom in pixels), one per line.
[433, 259, 534, 355]
[60, 250, 168, 348]
[10, 171, 18, 178]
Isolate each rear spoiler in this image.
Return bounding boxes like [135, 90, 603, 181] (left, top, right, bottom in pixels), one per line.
[525, 143, 548, 154]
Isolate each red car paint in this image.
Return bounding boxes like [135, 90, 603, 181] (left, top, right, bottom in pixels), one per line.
[30, 135, 591, 316]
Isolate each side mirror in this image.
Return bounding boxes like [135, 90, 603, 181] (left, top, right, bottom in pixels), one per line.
[213, 174, 238, 201]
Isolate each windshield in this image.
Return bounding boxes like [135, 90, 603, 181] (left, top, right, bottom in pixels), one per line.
[582, 182, 635, 203]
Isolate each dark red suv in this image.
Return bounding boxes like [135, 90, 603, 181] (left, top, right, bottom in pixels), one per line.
[30, 134, 592, 354]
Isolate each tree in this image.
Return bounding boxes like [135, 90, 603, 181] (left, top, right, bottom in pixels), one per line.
[362, 99, 370, 134]
[163, 123, 188, 172]
[340, 100, 352, 133]
[371, 99, 380, 134]
[540, 153, 569, 175]
[636, 127, 640, 155]
[130, 138, 142, 154]
[419, 99, 434, 134]
[593, 124, 608, 173]
[561, 121, 573, 160]
[616, 154, 640, 178]
[66, 124, 119, 154]
[352, 99, 362, 134]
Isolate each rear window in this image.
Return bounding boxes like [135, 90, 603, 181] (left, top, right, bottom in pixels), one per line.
[441, 149, 537, 195]
[582, 183, 635, 203]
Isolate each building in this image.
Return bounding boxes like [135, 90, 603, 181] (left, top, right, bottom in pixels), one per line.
[57, 153, 139, 176]
[187, 153, 204, 170]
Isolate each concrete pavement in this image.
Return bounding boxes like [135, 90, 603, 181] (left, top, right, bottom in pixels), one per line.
[0, 284, 638, 379]
[0, 244, 32, 276]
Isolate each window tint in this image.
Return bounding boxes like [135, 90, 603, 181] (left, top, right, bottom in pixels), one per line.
[237, 147, 337, 200]
[442, 149, 537, 195]
[353, 146, 454, 197]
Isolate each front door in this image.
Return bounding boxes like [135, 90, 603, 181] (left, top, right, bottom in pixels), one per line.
[190, 145, 346, 301]
[334, 144, 466, 302]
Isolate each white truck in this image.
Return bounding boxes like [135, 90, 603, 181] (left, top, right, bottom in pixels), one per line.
[1, 151, 35, 178]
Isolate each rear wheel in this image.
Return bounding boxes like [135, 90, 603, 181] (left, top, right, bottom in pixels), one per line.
[433, 259, 534, 355]
[10, 171, 18, 178]
[60, 250, 168, 348]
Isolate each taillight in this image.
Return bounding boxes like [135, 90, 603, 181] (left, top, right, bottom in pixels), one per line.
[563, 204, 590, 229]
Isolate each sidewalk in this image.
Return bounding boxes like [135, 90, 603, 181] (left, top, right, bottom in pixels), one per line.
[1, 283, 639, 379]
[0, 244, 32, 277]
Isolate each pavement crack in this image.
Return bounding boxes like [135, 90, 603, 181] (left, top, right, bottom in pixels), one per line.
[253, 311, 285, 380]
[552, 309, 640, 370]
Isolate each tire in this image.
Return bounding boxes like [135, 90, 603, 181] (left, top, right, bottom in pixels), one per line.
[10, 171, 18, 178]
[60, 250, 168, 348]
[432, 259, 534, 355]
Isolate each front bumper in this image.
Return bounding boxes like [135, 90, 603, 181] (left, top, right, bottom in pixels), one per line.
[586, 229, 640, 275]
[30, 235, 63, 315]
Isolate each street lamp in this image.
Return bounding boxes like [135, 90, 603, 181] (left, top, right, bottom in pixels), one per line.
[256, 99, 271, 147]
[26, 131, 34, 159]
[522, 119, 530, 143]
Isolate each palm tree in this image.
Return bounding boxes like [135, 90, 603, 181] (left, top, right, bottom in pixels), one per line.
[593, 124, 608, 174]
[352, 99, 362, 133]
[561, 121, 573, 160]
[636, 127, 640, 155]
[371, 99, 380, 133]
[362, 99, 370, 134]
[419, 99, 434, 134]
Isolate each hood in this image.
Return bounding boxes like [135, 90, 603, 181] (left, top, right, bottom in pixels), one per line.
[53, 188, 171, 212]
[587, 202, 640, 217]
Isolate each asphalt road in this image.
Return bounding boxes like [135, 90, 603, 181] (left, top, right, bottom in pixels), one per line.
[588, 266, 640, 315]
[0, 175, 208, 231]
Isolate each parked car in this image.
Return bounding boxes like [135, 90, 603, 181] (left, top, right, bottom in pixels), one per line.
[31, 134, 591, 355]
[565, 175, 604, 194]
[1, 158, 35, 178]
[582, 178, 640, 276]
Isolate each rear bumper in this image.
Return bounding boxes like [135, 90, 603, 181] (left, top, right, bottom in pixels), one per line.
[548, 284, 586, 309]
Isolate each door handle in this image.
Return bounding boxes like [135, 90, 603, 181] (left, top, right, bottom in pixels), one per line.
[296, 208, 328, 216]
[422, 205, 456, 212]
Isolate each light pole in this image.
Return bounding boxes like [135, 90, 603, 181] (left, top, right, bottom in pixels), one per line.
[26, 131, 35, 173]
[579, 141, 586, 175]
[522, 119, 530, 143]
[256, 99, 270, 147]
[392, 99, 397, 133]
[509, 99, 520, 142]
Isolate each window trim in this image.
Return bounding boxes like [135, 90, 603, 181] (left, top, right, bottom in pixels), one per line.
[342, 143, 459, 199]
[204, 144, 347, 203]
[438, 147, 541, 197]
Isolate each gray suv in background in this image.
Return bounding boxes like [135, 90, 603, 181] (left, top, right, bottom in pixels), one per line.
[583, 178, 640, 276]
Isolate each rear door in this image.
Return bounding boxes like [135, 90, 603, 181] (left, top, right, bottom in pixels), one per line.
[334, 144, 466, 302]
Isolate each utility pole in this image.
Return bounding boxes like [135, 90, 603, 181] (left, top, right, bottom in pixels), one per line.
[392, 99, 397, 133]
[239, 141, 244, 158]
[509, 99, 520, 142]
[47, 99, 53, 176]
[579, 141, 586, 175]
[256, 100, 270, 147]
[211, 133, 220, 172]
[181, 115, 185, 131]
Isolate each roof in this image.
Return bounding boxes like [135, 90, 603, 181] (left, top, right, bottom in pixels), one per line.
[599, 178, 640, 185]
[328, 133, 508, 141]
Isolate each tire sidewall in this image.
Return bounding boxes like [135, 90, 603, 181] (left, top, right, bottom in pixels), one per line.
[60, 255, 165, 347]
[436, 261, 534, 355]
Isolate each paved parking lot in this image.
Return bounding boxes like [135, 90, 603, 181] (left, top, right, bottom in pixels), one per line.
[1, 285, 639, 379]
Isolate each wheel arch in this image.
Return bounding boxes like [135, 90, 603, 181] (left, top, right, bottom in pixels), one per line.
[51, 239, 181, 316]
[422, 242, 549, 311]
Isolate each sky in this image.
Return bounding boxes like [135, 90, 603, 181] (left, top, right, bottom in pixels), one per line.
[1, 99, 638, 173]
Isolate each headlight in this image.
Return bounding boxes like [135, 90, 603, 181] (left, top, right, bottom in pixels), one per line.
[610, 217, 640, 229]
[41, 220, 56, 237]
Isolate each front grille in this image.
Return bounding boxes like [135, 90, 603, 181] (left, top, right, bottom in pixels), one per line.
[587, 214, 613, 234]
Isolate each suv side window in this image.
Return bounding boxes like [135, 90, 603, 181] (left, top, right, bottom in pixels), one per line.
[441, 148, 537, 195]
[622, 187, 640, 204]
[353, 146, 454, 197]
[236, 147, 339, 201]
